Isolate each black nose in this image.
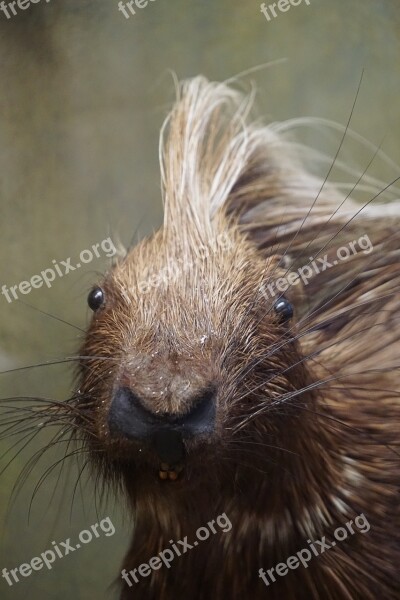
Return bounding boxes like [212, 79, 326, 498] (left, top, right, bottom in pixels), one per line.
[108, 386, 216, 463]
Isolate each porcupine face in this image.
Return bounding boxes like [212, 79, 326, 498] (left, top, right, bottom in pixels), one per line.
[76, 220, 312, 499]
[74, 76, 324, 508]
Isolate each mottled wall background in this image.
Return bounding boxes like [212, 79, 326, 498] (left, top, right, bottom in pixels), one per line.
[0, 0, 399, 598]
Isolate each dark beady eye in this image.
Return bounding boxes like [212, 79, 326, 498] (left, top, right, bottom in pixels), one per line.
[274, 297, 293, 323]
[88, 287, 105, 311]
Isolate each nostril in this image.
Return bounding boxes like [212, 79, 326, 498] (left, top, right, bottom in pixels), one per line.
[108, 385, 216, 442]
[108, 388, 154, 440]
[179, 386, 216, 435]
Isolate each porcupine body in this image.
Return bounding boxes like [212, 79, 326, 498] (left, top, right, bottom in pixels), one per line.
[77, 77, 400, 599]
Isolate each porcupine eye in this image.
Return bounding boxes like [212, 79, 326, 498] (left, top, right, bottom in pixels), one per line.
[273, 297, 293, 323]
[87, 287, 105, 311]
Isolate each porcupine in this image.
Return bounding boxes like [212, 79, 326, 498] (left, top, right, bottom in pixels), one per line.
[74, 76, 400, 599]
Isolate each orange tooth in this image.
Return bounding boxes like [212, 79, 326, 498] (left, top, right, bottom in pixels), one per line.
[168, 471, 178, 481]
[159, 470, 168, 480]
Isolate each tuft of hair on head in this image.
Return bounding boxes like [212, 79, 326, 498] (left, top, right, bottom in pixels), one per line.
[158, 76, 344, 246]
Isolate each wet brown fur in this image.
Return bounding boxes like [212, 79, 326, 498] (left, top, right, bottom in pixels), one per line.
[77, 77, 400, 599]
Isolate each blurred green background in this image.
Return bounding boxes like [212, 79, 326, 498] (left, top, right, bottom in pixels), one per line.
[0, 0, 399, 598]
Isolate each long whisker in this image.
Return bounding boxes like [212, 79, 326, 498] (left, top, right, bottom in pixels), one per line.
[0, 355, 120, 377]
[277, 70, 364, 267]
[16, 299, 85, 333]
[232, 296, 398, 393]
[234, 366, 400, 444]
[277, 135, 385, 279]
